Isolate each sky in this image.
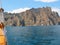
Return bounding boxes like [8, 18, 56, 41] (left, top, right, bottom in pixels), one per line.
[1, 0, 60, 15]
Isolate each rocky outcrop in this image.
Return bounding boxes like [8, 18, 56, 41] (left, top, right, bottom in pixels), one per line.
[4, 7, 60, 26]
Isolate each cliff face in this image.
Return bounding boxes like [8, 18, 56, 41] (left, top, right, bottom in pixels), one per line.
[4, 7, 60, 26]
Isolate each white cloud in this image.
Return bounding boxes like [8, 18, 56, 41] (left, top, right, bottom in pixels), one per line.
[8, 8, 30, 13]
[52, 8, 60, 16]
[35, 0, 58, 2]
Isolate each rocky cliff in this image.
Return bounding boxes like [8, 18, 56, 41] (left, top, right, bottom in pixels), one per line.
[4, 7, 60, 26]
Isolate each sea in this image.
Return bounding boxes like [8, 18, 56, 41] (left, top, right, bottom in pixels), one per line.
[5, 25, 60, 45]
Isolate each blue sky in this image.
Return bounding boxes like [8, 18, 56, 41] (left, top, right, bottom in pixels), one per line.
[1, 0, 60, 15]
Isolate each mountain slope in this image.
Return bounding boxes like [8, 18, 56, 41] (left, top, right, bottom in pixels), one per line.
[4, 7, 60, 26]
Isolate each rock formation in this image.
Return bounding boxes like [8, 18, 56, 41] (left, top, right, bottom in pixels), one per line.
[4, 7, 60, 26]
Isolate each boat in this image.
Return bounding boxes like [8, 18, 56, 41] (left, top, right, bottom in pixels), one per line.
[0, 8, 6, 45]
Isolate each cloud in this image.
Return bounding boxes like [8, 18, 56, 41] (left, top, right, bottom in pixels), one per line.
[52, 8, 60, 16]
[8, 8, 30, 13]
[34, 0, 58, 2]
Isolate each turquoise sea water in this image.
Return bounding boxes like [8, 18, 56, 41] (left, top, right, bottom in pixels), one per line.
[5, 26, 60, 45]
